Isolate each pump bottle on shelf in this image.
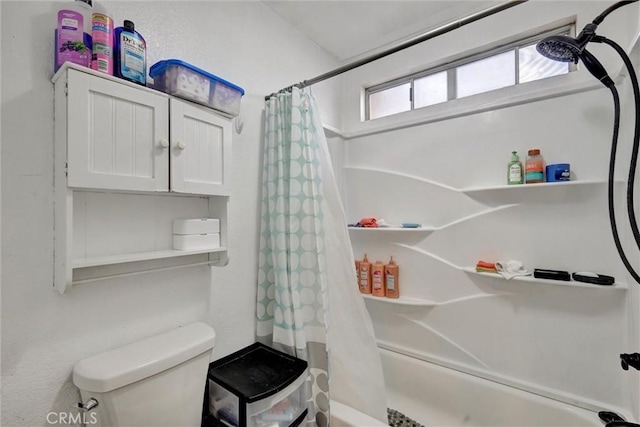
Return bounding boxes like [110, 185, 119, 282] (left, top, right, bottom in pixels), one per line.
[372, 260, 386, 297]
[385, 256, 400, 299]
[359, 254, 372, 294]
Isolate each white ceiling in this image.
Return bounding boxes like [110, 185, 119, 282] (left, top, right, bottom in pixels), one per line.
[262, 0, 501, 62]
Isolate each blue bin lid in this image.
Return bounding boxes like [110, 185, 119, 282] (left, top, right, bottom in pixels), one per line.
[149, 59, 245, 96]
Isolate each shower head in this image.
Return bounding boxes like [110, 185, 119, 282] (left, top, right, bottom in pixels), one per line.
[536, 23, 613, 88]
[536, 1, 638, 62]
[536, 22, 598, 63]
[536, 35, 583, 63]
[534, 1, 640, 87]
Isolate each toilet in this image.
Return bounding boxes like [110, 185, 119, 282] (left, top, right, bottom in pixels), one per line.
[73, 322, 216, 427]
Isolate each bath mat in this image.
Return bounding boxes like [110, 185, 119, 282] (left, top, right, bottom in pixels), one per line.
[387, 408, 425, 427]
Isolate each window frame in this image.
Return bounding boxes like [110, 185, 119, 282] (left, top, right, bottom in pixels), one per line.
[365, 24, 576, 121]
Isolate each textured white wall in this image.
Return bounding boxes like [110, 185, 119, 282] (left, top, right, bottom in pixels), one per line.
[339, 0, 640, 421]
[0, 1, 340, 426]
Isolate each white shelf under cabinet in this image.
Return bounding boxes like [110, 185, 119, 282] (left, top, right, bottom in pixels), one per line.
[73, 247, 228, 268]
[58, 191, 229, 291]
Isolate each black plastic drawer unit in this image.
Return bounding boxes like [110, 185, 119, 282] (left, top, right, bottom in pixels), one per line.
[206, 342, 308, 427]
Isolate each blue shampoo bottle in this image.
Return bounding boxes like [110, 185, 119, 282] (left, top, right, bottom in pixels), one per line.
[114, 20, 146, 85]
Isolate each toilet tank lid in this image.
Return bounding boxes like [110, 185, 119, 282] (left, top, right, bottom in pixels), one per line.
[73, 322, 216, 393]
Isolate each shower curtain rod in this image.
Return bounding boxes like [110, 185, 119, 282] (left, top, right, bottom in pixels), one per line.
[265, 0, 528, 100]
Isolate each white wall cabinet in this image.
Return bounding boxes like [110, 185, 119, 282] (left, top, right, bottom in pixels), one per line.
[53, 64, 232, 293]
[170, 99, 231, 195]
[65, 66, 231, 195]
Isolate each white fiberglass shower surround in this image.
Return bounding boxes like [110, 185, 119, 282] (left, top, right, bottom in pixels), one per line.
[264, 0, 640, 425]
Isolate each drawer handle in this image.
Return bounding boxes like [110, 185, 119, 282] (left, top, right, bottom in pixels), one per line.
[176, 141, 186, 150]
[158, 139, 169, 149]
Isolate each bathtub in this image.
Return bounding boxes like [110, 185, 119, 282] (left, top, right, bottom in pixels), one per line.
[331, 400, 388, 426]
[331, 347, 604, 427]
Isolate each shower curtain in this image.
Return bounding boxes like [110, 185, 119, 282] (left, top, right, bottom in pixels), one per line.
[256, 88, 387, 426]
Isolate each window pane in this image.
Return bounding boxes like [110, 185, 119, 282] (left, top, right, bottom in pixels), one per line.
[456, 51, 515, 98]
[519, 43, 569, 83]
[414, 71, 448, 108]
[369, 83, 411, 120]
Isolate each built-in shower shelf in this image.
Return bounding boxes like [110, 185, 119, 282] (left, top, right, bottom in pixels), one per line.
[462, 267, 627, 290]
[461, 180, 607, 196]
[348, 226, 434, 232]
[362, 294, 438, 306]
[460, 180, 621, 205]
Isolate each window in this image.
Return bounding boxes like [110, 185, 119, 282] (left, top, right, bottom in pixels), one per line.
[369, 83, 411, 121]
[366, 25, 575, 121]
[414, 71, 448, 108]
[456, 51, 516, 98]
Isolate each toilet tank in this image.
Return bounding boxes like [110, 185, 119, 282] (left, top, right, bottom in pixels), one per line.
[73, 322, 216, 427]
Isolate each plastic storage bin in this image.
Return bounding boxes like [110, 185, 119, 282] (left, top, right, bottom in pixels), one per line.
[150, 59, 244, 116]
[172, 218, 221, 251]
[173, 233, 220, 251]
[207, 342, 308, 427]
[173, 218, 220, 235]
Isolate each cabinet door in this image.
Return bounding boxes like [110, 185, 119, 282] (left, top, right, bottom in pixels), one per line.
[67, 69, 170, 192]
[170, 99, 231, 195]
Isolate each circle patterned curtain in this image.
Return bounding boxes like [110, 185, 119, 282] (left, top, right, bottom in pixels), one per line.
[257, 87, 330, 427]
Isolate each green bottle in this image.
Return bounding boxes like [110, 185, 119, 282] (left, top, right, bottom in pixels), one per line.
[507, 151, 523, 185]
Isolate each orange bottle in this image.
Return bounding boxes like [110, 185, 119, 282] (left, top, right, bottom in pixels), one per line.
[358, 254, 372, 294]
[372, 260, 386, 297]
[525, 149, 544, 183]
[385, 256, 400, 299]
[355, 259, 361, 289]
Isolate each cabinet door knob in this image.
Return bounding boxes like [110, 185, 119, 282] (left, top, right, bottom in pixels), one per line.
[158, 139, 169, 149]
[176, 141, 186, 150]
